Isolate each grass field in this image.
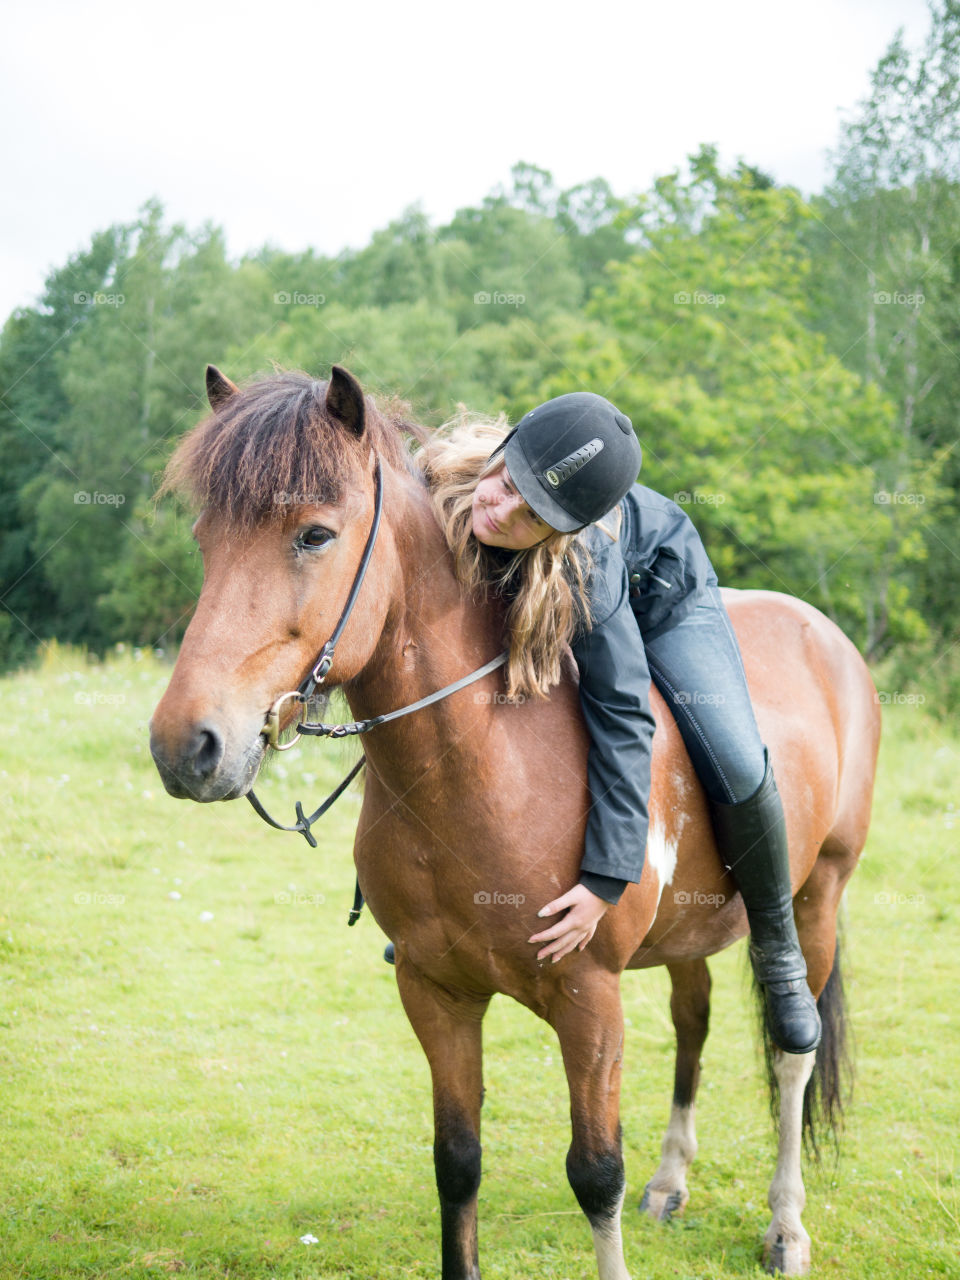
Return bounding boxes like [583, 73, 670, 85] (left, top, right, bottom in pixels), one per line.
[0, 645, 957, 1279]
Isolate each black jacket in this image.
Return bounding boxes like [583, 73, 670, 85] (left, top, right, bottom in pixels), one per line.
[571, 484, 718, 903]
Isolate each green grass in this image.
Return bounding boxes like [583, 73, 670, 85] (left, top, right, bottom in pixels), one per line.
[0, 644, 958, 1278]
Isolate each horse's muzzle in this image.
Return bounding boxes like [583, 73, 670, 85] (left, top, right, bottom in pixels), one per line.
[149, 717, 264, 802]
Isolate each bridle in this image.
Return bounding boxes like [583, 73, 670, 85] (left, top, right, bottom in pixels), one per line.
[246, 454, 507, 849]
[258, 456, 387, 755]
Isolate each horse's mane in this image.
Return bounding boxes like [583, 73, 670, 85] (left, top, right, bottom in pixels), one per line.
[159, 370, 426, 528]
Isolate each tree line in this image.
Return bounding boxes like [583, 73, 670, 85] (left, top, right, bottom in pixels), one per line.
[1, 2, 958, 710]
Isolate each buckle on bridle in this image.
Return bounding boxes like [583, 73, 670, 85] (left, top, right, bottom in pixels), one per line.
[310, 645, 335, 687]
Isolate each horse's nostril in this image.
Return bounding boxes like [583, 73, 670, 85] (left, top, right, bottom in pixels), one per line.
[192, 724, 225, 778]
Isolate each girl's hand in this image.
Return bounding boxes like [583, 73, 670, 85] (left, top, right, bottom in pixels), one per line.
[528, 884, 609, 963]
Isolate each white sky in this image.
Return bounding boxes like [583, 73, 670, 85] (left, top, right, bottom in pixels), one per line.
[0, 0, 935, 322]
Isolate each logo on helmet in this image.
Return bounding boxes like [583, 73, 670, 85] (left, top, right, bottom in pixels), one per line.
[541, 437, 604, 489]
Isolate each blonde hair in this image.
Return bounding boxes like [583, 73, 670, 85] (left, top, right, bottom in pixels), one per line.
[416, 410, 593, 701]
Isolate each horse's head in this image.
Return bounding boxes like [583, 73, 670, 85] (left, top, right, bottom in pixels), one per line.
[150, 365, 407, 802]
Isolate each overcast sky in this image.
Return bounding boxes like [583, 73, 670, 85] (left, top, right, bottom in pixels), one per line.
[0, 0, 935, 322]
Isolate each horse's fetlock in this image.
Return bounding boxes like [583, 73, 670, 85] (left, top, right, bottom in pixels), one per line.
[678, 1136, 697, 1164]
[567, 1144, 625, 1220]
[435, 1128, 482, 1207]
[768, 1182, 807, 1218]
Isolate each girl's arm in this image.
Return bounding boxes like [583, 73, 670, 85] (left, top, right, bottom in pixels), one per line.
[570, 553, 657, 884]
[529, 549, 656, 961]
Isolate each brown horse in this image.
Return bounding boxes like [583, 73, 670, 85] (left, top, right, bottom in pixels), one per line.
[150, 365, 881, 1280]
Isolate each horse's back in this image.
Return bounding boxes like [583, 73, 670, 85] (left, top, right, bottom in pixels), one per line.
[722, 588, 881, 820]
[624, 589, 880, 967]
[727, 588, 885, 860]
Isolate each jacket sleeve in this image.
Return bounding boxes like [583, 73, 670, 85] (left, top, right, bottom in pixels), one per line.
[569, 547, 657, 899]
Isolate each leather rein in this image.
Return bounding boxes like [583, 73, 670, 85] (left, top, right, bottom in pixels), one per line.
[246, 455, 507, 853]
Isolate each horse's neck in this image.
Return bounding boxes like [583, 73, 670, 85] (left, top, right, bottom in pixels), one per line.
[344, 468, 504, 771]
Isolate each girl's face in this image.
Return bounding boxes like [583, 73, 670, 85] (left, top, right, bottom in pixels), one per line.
[471, 463, 556, 550]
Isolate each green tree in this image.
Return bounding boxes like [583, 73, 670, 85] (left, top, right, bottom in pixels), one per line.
[4, 202, 277, 654]
[538, 151, 920, 653]
[0, 225, 128, 659]
[805, 1, 960, 650]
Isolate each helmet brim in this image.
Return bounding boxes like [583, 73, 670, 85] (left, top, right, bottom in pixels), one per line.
[501, 431, 585, 533]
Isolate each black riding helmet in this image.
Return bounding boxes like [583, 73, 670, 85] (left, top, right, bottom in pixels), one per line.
[495, 392, 643, 533]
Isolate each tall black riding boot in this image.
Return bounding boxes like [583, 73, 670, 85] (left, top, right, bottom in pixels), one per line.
[709, 750, 821, 1055]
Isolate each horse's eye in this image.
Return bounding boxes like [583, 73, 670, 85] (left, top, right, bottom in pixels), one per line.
[299, 526, 335, 550]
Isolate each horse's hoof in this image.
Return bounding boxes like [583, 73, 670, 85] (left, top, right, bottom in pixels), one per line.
[763, 1233, 811, 1275]
[639, 1183, 688, 1221]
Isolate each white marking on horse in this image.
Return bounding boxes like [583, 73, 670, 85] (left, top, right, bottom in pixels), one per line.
[646, 818, 679, 913]
[641, 1102, 696, 1220]
[589, 1184, 631, 1280]
[765, 1048, 816, 1274]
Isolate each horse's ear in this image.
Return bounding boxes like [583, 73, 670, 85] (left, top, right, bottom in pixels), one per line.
[206, 365, 239, 410]
[325, 365, 366, 437]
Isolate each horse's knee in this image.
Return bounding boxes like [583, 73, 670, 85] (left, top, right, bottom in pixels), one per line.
[567, 1139, 625, 1222]
[435, 1116, 482, 1207]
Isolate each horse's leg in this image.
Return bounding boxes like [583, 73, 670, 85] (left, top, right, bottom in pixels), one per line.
[640, 957, 711, 1221]
[551, 972, 631, 1280]
[763, 845, 852, 1275]
[395, 960, 489, 1280]
[764, 1048, 816, 1274]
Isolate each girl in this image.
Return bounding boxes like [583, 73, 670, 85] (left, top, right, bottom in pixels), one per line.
[408, 389, 820, 1056]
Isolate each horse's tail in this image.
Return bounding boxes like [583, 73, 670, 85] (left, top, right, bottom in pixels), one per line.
[755, 926, 853, 1161]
